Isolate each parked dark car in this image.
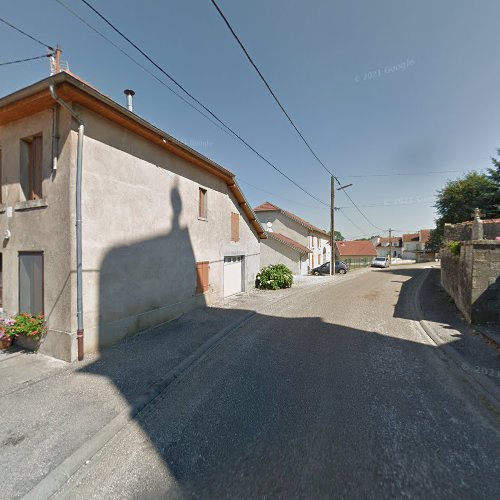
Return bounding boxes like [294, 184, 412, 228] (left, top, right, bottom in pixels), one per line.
[311, 261, 349, 275]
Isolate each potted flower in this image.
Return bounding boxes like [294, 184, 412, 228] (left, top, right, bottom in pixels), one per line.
[10, 313, 47, 351]
[0, 330, 13, 350]
[0, 317, 16, 350]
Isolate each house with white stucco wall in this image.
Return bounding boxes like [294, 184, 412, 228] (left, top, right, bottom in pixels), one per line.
[0, 72, 265, 361]
[254, 202, 331, 274]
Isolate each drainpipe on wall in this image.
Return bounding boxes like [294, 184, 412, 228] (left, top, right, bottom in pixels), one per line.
[51, 105, 59, 171]
[49, 84, 85, 361]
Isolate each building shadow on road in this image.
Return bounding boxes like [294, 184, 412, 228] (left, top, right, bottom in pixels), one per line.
[71, 269, 500, 499]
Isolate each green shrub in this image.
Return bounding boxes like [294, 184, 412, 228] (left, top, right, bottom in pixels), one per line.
[447, 241, 461, 256]
[256, 264, 293, 290]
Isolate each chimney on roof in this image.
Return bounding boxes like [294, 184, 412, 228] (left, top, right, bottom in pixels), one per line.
[124, 89, 135, 112]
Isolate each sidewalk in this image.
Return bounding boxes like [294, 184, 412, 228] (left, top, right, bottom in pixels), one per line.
[416, 268, 500, 400]
[0, 270, 364, 499]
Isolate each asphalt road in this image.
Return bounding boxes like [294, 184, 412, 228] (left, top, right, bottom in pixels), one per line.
[57, 265, 500, 499]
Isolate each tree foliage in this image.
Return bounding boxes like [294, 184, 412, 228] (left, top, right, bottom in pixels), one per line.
[488, 148, 500, 212]
[427, 150, 500, 250]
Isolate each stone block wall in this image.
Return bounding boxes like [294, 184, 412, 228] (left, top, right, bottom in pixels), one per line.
[444, 220, 500, 241]
[441, 241, 500, 324]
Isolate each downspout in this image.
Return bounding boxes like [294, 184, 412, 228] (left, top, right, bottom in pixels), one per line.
[51, 105, 59, 171]
[49, 84, 85, 361]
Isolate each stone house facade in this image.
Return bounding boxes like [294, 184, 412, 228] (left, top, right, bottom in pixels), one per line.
[0, 72, 265, 361]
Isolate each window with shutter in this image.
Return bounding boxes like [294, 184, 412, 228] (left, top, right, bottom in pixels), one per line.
[195, 261, 209, 294]
[231, 212, 240, 242]
[21, 134, 43, 201]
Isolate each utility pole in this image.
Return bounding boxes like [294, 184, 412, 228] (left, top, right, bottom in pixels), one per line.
[330, 180, 353, 276]
[388, 228, 392, 265]
[330, 176, 335, 275]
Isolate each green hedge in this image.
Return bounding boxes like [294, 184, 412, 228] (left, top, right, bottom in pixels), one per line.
[256, 264, 293, 290]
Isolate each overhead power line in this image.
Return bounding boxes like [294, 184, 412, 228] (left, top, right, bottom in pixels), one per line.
[0, 17, 54, 51]
[337, 208, 368, 235]
[78, 0, 328, 207]
[0, 53, 51, 67]
[210, 0, 332, 178]
[340, 169, 465, 179]
[56, 0, 331, 212]
[208, 0, 388, 232]
[238, 178, 330, 210]
[55, 0, 234, 143]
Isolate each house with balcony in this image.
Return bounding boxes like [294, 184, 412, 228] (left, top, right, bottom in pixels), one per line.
[254, 201, 331, 274]
[0, 71, 265, 361]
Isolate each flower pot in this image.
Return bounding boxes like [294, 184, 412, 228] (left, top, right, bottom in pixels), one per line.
[14, 334, 41, 351]
[0, 336, 13, 350]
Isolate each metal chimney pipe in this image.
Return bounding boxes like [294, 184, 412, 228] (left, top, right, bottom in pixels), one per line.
[124, 89, 135, 112]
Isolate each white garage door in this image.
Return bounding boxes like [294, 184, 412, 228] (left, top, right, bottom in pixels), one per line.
[224, 256, 243, 297]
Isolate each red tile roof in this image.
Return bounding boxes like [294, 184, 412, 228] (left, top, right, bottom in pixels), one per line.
[254, 201, 329, 237]
[403, 233, 419, 242]
[453, 218, 500, 225]
[267, 232, 311, 254]
[419, 229, 432, 243]
[254, 201, 279, 212]
[336, 240, 376, 256]
[376, 237, 402, 247]
[378, 237, 402, 245]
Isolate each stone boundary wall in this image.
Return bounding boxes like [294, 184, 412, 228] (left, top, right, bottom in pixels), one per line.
[441, 240, 500, 324]
[444, 219, 500, 241]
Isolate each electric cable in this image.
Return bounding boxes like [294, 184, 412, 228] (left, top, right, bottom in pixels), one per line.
[210, 0, 332, 177]
[207, 0, 390, 231]
[0, 17, 54, 51]
[55, 0, 236, 143]
[78, 0, 328, 207]
[0, 54, 51, 67]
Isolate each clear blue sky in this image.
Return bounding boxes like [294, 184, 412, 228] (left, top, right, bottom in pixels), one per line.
[1, 0, 499, 238]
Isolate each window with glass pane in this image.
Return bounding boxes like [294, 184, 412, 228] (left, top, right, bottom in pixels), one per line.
[20, 134, 43, 201]
[19, 252, 43, 314]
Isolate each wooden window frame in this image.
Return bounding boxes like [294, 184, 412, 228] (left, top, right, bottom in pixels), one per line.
[198, 187, 207, 220]
[195, 261, 209, 294]
[231, 212, 240, 242]
[21, 134, 43, 201]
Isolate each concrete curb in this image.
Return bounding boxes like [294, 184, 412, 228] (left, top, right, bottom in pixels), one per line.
[412, 269, 500, 411]
[23, 310, 256, 500]
[473, 324, 500, 350]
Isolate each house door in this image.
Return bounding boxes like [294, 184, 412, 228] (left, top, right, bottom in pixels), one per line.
[224, 256, 243, 297]
[300, 256, 308, 275]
